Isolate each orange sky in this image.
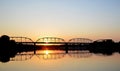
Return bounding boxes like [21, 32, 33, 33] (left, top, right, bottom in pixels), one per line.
[0, 0, 120, 42]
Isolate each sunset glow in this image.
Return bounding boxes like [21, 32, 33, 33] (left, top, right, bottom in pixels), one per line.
[0, 0, 120, 41]
[0, 0, 120, 71]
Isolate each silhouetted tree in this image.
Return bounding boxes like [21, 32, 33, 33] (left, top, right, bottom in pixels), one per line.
[0, 35, 17, 62]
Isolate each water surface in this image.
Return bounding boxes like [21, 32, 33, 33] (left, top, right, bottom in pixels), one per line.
[0, 50, 120, 71]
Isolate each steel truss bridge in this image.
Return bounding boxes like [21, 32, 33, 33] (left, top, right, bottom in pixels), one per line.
[10, 37, 93, 46]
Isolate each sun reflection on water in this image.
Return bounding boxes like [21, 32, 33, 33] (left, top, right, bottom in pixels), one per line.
[43, 50, 53, 55]
[44, 50, 49, 55]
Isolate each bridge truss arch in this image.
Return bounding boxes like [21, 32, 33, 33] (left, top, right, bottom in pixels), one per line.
[10, 37, 33, 42]
[69, 38, 93, 43]
[36, 37, 65, 42]
[10, 37, 34, 45]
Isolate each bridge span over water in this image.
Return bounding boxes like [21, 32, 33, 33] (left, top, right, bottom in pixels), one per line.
[10, 37, 93, 46]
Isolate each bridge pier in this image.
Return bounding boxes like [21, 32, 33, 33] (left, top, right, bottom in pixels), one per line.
[34, 48, 36, 54]
[34, 42, 36, 54]
[65, 43, 68, 53]
[65, 47, 68, 53]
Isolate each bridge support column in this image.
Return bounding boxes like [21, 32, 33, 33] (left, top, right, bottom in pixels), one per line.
[65, 47, 68, 53]
[65, 43, 68, 53]
[34, 48, 36, 54]
[34, 42, 36, 54]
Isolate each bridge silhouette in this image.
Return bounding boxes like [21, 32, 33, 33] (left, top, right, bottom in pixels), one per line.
[10, 36, 93, 46]
[0, 35, 119, 63]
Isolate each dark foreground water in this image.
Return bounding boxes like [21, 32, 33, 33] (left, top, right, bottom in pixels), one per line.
[0, 50, 120, 71]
